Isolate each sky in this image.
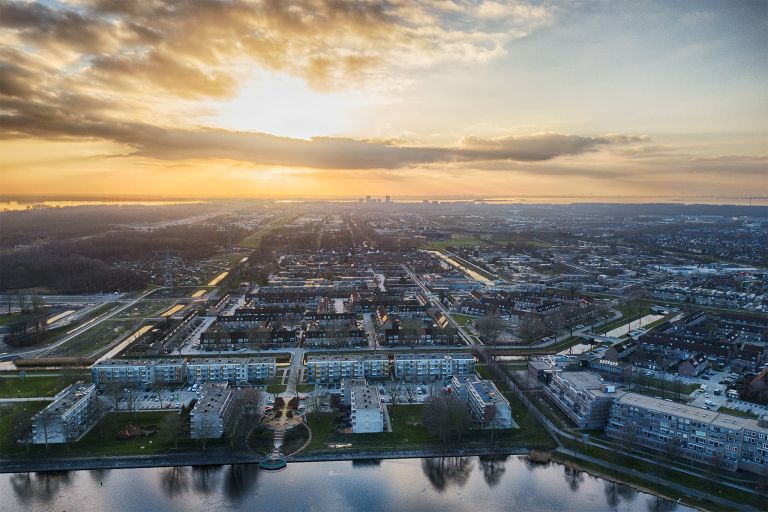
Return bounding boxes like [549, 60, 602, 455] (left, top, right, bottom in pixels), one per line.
[0, 0, 766, 200]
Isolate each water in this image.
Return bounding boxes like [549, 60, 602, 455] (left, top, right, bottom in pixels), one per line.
[0, 457, 692, 512]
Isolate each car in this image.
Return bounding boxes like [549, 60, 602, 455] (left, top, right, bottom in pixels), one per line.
[701, 376, 710, 380]
[704, 393, 710, 398]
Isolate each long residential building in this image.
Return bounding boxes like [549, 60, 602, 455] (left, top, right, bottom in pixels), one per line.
[607, 392, 768, 474]
[393, 352, 476, 382]
[91, 359, 186, 389]
[31, 383, 98, 444]
[306, 354, 389, 383]
[187, 357, 277, 384]
[92, 357, 276, 388]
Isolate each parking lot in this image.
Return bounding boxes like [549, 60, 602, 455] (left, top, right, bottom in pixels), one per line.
[114, 388, 198, 411]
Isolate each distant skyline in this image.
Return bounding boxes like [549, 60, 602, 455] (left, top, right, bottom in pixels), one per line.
[1, 0, 766, 199]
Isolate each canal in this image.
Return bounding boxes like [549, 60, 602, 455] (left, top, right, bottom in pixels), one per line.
[0, 456, 692, 511]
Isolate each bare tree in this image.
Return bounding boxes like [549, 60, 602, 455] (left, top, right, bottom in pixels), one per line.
[163, 412, 185, 450]
[422, 393, 472, 444]
[477, 314, 503, 344]
[103, 384, 124, 424]
[196, 414, 214, 450]
[11, 407, 35, 454]
[35, 409, 56, 452]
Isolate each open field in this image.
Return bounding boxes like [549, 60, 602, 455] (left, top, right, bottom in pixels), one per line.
[428, 235, 490, 249]
[0, 374, 79, 398]
[239, 214, 300, 249]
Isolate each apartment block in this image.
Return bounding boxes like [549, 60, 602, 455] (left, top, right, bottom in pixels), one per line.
[350, 383, 385, 433]
[607, 393, 768, 474]
[393, 352, 475, 382]
[187, 357, 276, 384]
[91, 359, 186, 389]
[306, 354, 389, 383]
[544, 371, 619, 428]
[31, 384, 98, 444]
[190, 383, 235, 439]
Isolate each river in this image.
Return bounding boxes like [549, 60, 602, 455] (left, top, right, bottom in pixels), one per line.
[0, 456, 692, 512]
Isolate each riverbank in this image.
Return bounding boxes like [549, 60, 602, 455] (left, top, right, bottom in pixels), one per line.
[0, 446, 530, 473]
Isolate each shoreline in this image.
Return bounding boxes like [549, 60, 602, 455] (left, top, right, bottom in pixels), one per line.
[0, 446, 529, 474]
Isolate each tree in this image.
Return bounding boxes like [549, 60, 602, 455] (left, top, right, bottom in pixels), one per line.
[162, 412, 185, 450]
[35, 409, 56, 452]
[196, 414, 214, 450]
[103, 384, 124, 424]
[422, 393, 472, 444]
[478, 455, 508, 487]
[477, 314, 502, 344]
[10, 407, 35, 454]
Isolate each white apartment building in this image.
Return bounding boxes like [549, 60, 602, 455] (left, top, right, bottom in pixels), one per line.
[393, 352, 475, 382]
[186, 357, 276, 384]
[31, 383, 98, 444]
[190, 383, 234, 439]
[91, 359, 186, 389]
[306, 354, 389, 383]
[350, 383, 385, 433]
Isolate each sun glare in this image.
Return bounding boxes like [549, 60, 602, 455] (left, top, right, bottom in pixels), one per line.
[206, 72, 367, 139]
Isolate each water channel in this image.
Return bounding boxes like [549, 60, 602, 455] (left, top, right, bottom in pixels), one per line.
[0, 456, 693, 511]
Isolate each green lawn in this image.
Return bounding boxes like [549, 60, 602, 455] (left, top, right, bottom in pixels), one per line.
[451, 313, 479, 327]
[239, 214, 300, 249]
[0, 374, 80, 398]
[429, 235, 489, 249]
[0, 402, 48, 456]
[266, 383, 287, 394]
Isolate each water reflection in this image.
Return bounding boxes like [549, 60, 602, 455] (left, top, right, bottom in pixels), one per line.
[478, 455, 508, 487]
[563, 466, 585, 492]
[421, 457, 474, 492]
[646, 495, 681, 512]
[604, 480, 638, 508]
[10, 472, 72, 504]
[0, 457, 696, 512]
[191, 465, 223, 494]
[222, 464, 260, 502]
[161, 466, 189, 497]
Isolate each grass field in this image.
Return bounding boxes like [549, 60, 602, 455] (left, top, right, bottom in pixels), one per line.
[0, 375, 75, 398]
[0, 402, 49, 456]
[239, 214, 300, 249]
[429, 235, 489, 249]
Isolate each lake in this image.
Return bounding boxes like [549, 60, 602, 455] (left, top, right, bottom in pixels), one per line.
[0, 456, 693, 512]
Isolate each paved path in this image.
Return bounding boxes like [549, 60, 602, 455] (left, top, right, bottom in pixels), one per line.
[0, 397, 54, 403]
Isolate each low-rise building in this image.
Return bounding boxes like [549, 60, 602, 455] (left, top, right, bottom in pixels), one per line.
[606, 392, 768, 474]
[393, 352, 475, 382]
[678, 352, 708, 377]
[465, 378, 513, 428]
[31, 383, 98, 444]
[350, 383, 385, 433]
[186, 357, 276, 384]
[306, 354, 390, 383]
[543, 371, 620, 428]
[190, 383, 234, 439]
[91, 359, 186, 389]
[589, 359, 632, 382]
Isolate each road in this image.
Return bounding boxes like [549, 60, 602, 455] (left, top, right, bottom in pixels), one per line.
[0, 288, 158, 361]
[401, 263, 476, 346]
